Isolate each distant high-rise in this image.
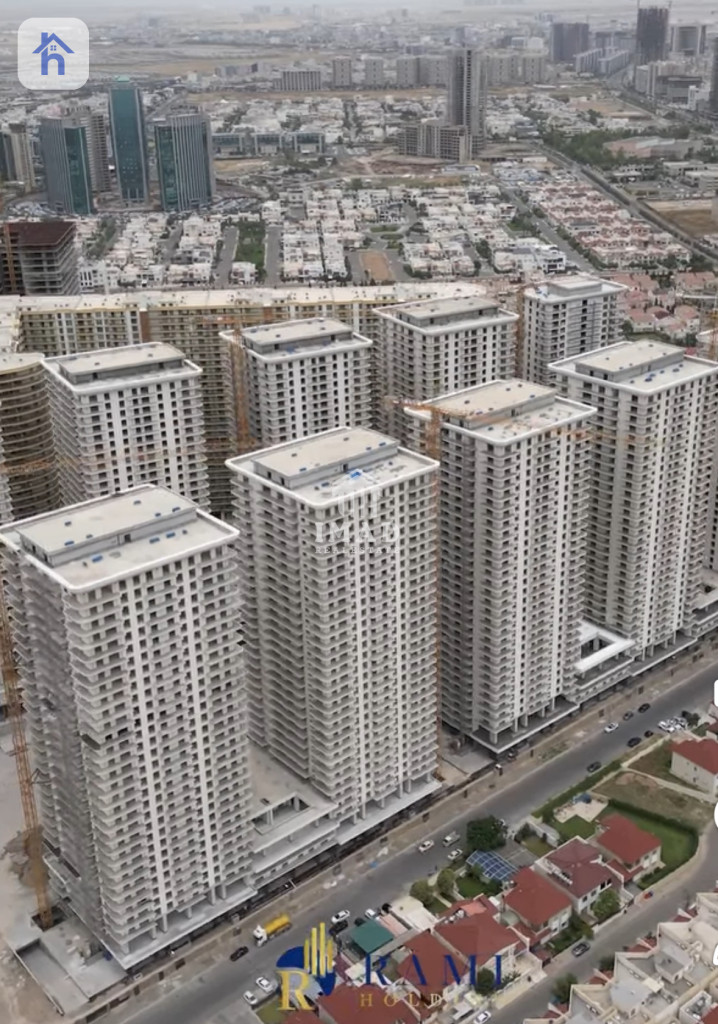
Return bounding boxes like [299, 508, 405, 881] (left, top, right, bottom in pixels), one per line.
[108, 81, 149, 202]
[78, 108, 112, 195]
[39, 115, 94, 216]
[447, 48, 487, 151]
[228, 427, 440, 829]
[0, 221, 79, 296]
[0, 486, 253, 963]
[710, 39, 718, 115]
[636, 6, 669, 64]
[670, 23, 706, 57]
[44, 343, 209, 508]
[153, 112, 215, 212]
[412, 381, 595, 751]
[0, 124, 36, 192]
[331, 56, 353, 88]
[550, 22, 590, 63]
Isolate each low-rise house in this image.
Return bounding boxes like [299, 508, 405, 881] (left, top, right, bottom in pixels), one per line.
[671, 737, 718, 796]
[590, 813, 661, 882]
[318, 983, 424, 1024]
[536, 838, 623, 914]
[502, 866, 572, 944]
[395, 930, 466, 1009]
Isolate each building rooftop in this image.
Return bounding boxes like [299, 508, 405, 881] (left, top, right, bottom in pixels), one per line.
[504, 867, 572, 928]
[594, 814, 661, 865]
[398, 930, 465, 999]
[6, 221, 75, 246]
[318, 984, 419, 1024]
[45, 343, 197, 387]
[228, 427, 437, 506]
[0, 351, 44, 375]
[553, 338, 718, 393]
[436, 911, 521, 963]
[241, 316, 353, 346]
[545, 839, 619, 898]
[672, 737, 718, 774]
[526, 274, 626, 301]
[416, 380, 595, 443]
[0, 486, 236, 591]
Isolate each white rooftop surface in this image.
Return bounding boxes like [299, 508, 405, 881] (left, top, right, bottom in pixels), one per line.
[575, 620, 635, 674]
[230, 427, 437, 505]
[378, 294, 515, 326]
[48, 343, 188, 378]
[0, 351, 44, 374]
[419, 380, 595, 443]
[1, 487, 236, 590]
[241, 316, 353, 346]
[526, 274, 626, 300]
[556, 339, 718, 392]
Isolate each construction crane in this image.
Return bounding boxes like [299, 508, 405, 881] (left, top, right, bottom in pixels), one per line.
[0, 571, 52, 929]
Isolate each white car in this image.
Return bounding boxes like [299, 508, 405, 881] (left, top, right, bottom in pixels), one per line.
[474, 1012, 492, 1023]
[604, 722, 618, 733]
[418, 839, 434, 853]
[331, 910, 351, 925]
[256, 976, 275, 993]
[447, 849, 462, 862]
[365, 908, 378, 919]
[243, 992, 258, 1007]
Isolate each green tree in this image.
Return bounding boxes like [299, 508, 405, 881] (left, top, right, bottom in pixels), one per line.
[474, 967, 495, 995]
[436, 868, 455, 900]
[466, 816, 506, 853]
[599, 955, 614, 972]
[593, 888, 620, 922]
[409, 879, 432, 906]
[552, 973, 578, 1004]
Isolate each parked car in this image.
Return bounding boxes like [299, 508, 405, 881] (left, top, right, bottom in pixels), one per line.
[603, 722, 618, 733]
[587, 761, 601, 773]
[442, 831, 460, 847]
[256, 977, 276, 994]
[623, 711, 634, 721]
[447, 849, 462, 862]
[474, 1013, 492, 1024]
[572, 942, 590, 957]
[331, 910, 350, 925]
[329, 920, 348, 936]
[627, 737, 641, 748]
[644, 730, 654, 738]
[230, 946, 248, 961]
[365, 908, 378, 919]
[638, 703, 651, 713]
[243, 992, 258, 1007]
[418, 839, 434, 853]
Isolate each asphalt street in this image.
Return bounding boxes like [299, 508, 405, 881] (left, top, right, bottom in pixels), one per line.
[214, 227, 238, 287]
[116, 656, 716, 1024]
[264, 224, 281, 286]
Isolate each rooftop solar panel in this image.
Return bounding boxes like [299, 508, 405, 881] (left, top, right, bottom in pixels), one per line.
[466, 849, 517, 882]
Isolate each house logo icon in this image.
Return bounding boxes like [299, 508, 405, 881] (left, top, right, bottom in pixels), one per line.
[33, 32, 74, 77]
[18, 19, 89, 91]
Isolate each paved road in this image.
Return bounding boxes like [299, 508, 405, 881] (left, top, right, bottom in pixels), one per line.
[502, 184, 594, 274]
[214, 227, 238, 287]
[116, 654, 717, 1024]
[264, 224, 281, 286]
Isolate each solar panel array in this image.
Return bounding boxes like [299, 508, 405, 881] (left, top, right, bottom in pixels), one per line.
[466, 849, 517, 882]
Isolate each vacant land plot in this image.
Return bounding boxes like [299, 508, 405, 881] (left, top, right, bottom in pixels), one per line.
[630, 742, 702, 791]
[647, 201, 718, 238]
[360, 250, 394, 283]
[595, 771, 712, 830]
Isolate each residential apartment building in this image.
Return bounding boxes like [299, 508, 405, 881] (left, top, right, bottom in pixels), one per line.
[410, 381, 594, 751]
[0, 123, 36, 191]
[397, 121, 471, 164]
[153, 112, 215, 212]
[363, 57, 385, 88]
[395, 56, 419, 88]
[636, 5, 669, 64]
[373, 295, 518, 441]
[76, 107, 112, 195]
[228, 427, 440, 834]
[39, 115, 94, 216]
[109, 81, 150, 204]
[0, 486, 253, 964]
[522, 275, 626, 385]
[484, 51, 548, 86]
[279, 69, 322, 91]
[44, 343, 209, 508]
[331, 57, 353, 88]
[447, 48, 487, 151]
[238, 317, 372, 447]
[552, 339, 718, 659]
[550, 22, 590, 63]
[0, 352, 59, 523]
[0, 221, 79, 296]
[2, 282, 482, 514]
[418, 55, 448, 87]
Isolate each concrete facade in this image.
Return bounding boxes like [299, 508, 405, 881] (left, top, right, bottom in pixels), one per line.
[238, 317, 372, 447]
[552, 339, 718, 659]
[44, 343, 209, 508]
[0, 487, 254, 963]
[523, 275, 626, 386]
[411, 381, 595, 750]
[374, 295, 518, 441]
[228, 427, 440, 830]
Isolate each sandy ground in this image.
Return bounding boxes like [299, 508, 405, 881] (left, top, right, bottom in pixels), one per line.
[360, 251, 394, 283]
[647, 200, 718, 238]
[0, 727, 57, 1024]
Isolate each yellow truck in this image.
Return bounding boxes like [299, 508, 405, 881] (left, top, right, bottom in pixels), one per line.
[253, 914, 291, 946]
